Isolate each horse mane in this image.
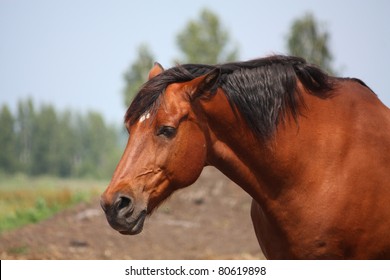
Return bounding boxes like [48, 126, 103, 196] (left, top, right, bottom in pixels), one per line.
[125, 55, 335, 138]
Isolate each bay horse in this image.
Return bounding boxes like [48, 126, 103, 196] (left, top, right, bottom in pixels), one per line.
[101, 55, 390, 259]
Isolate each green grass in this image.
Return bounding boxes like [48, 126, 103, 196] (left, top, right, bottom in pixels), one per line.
[0, 174, 107, 232]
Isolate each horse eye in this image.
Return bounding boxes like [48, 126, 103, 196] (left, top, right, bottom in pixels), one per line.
[157, 126, 177, 139]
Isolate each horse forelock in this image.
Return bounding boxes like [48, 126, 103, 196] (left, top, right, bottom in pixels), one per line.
[124, 64, 214, 126]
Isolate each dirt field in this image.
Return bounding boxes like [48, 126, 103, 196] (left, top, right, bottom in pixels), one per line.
[0, 167, 265, 260]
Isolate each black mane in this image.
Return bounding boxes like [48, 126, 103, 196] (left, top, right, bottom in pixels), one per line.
[125, 55, 334, 138]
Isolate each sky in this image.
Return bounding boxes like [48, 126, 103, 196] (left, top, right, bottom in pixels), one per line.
[1, 0, 389, 125]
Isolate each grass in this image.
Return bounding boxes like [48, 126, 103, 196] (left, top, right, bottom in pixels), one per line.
[0, 174, 107, 233]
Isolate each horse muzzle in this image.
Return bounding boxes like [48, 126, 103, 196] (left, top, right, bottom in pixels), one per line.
[100, 193, 147, 235]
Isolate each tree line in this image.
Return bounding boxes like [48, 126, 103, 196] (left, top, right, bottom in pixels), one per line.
[0, 98, 122, 178]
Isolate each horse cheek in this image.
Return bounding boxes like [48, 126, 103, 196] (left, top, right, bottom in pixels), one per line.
[172, 133, 206, 188]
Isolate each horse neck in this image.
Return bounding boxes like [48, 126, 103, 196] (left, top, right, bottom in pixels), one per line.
[200, 88, 312, 205]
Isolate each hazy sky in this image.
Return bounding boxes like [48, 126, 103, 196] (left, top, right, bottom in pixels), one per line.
[1, 0, 389, 125]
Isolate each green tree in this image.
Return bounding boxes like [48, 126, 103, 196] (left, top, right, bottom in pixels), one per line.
[75, 111, 119, 178]
[30, 104, 59, 175]
[123, 43, 155, 106]
[0, 105, 17, 173]
[54, 110, 76, 177]
[176, 8, 239, 64]
[286, 12, 335, 74]
[16, 98, 35, 174]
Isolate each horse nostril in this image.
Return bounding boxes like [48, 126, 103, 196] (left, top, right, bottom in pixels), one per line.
[115, 195, 133, 212]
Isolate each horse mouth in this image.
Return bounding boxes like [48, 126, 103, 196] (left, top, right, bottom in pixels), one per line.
[118, 210, 147, 235]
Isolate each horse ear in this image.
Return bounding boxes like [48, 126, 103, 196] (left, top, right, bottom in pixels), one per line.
[148, 62, 164, 80]
[190, 68, 221, 101]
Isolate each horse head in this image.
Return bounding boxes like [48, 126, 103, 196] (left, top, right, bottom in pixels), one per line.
[100, 63, 220, 235]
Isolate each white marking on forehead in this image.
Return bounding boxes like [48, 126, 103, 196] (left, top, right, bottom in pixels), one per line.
[139, 112, 151, 123]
